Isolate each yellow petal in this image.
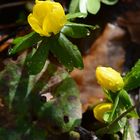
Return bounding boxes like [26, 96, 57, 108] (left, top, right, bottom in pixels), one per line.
[42, 16, 52, 36]
[52, 2, 67, 26]
[51, 3, 67, 28]
[93, 103, 112, 122]
[32, 2, 52, 25]
[28, 14, 49, 36]
[96, 67, 124, 92]
[43, 14, 61, 35]
[43, 2, 66, 35]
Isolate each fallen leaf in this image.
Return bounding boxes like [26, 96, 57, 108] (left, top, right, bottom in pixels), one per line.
[117, 10, 140, 44]
[38, 78, 82, 134]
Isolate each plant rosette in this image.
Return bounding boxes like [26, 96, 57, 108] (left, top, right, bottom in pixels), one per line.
[9, 0, 97, 75]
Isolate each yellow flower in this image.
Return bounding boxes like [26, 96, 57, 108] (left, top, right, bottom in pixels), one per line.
[28, 0, 67, 36]
[96, 67, 124, 92]
[93, 102, 112, 122]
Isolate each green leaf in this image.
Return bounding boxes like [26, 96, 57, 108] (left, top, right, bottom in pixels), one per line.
[103, 111, 127, 134]
[96, 106, 136, 136]
[9, 32, 42, 55]
[38, 78, 82, 134]
[119, 89, 139, 118]
[69, 0, 80, 13]
[101, 0, 118, 5]
[79, 0, 88, 14]
[108, 93, 120, 122]
[87, 0, 101, 15]
[27, 39, 49, 75]
[28, 126, 46, 140]
[100, 111, 127, 134]
[66, 12, 87, 20]
[119, 90, 133, 108]
[0, 54, 32, 112]
[50, 33, 84, 71]
[0, 61, 21, 109]
[61, 24, 90, 38]
[0, 129, 21, 140]
[103, 111, 112, 122]
[124, 59, 140, 91]
[108, 117, 127, 134]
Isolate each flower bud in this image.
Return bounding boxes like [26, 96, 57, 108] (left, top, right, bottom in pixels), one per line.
[28, 0, 67, 36]
[93, 102, 112, 122]
[96, 67, 124, 92]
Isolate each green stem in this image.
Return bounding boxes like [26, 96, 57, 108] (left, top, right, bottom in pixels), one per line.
[108, 92, 120, 122]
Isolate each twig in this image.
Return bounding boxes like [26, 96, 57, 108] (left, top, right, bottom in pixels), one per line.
[0, 24, 28, 46]
[0, 33, 15, 46]
[0, 22, 28, 30]
[75, 127, 98, 140]
[0, 1, 27, 10]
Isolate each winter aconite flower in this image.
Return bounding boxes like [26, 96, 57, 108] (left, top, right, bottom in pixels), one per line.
[96, 67, 124, 92]
[28, 0, 67, 36]
[93, 103, 113, 122]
